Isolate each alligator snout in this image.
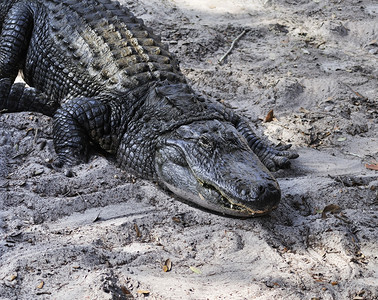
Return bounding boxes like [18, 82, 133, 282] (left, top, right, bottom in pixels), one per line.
[218, 176, 281, 216]
[237, 181, 279, 201]
[251, 182, 281, 212]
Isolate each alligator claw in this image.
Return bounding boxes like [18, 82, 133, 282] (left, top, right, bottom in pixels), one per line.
[50, 159, 76, 177]
[262, 155, 289, 172]
[54, 154, 84, 167]
[274, 143, 299, 158]
[273, 156, 290, 170]
[275, 143, 293, 151]
[51, 152, 84, 176]
[259, 143, 298, 172]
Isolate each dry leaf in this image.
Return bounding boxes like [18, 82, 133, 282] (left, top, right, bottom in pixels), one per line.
[92, 212, 101, 223]
[37, 281, 44, 289]
[190, 266, 201, 274]
[331, 281, 338, 286]
[137, 290, 150, 295]
[172, 217, 181, 223]
[322, 204, 341, 219]
[264, 109, 274, 122]
[33, 169, 44, 176]
[134, 223, 141, 238]
[9, 273, 17, 281]
[121, 285, 132, 295]
[163, 259, 172, 272]
[365, 163, 378, 171]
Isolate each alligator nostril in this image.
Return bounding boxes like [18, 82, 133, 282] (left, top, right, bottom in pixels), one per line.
[258, 183, 279, 196]
[256, 183, 280, 200]
[239, 186, 251, 197]
[238, 183, 278, 200]
[263, 183, 280, 203]
[266, 183, 278, 192]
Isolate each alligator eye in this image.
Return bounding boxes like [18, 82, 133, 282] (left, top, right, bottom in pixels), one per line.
[225, 131, 247, 149]
[198, 135, 213, 150]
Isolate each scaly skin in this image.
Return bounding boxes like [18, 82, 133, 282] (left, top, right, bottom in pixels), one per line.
[0, 0, 298, 217]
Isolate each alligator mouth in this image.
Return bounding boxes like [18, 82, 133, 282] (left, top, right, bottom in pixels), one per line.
[197, 180, 276, 216]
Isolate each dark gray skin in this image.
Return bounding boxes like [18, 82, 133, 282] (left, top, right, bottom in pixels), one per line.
[0, 0, 298, 217]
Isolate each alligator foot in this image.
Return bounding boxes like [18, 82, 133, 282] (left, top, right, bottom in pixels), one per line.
[256, 143, 299, 172]
[53, 106, 90, 168]
[53, 96, 114, 168]
[208, 102, 299, 172]
[234, 117, 299, 171]
[53, 152, 87, 169]
[48, 161, 76, 178]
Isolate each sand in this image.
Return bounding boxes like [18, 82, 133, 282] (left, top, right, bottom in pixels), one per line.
[0, 0, 377, 299]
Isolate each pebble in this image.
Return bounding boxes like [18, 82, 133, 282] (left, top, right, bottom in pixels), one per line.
[64, 169, 74, 177]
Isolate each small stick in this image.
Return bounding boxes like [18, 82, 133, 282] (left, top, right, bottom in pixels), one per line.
[218, 30, 247, 64]
[33, 128, 39, 145]
[342, 82, 368, 101]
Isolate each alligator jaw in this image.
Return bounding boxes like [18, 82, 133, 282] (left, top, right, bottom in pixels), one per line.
[197, 179, 278, 217]
[198, 192, 271, 216]
[159, 171, 280, 217]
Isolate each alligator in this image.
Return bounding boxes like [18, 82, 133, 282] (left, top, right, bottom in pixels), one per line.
[0, 0, 298, 217]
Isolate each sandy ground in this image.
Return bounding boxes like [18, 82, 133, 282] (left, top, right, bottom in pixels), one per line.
[0, 0, 377, 299]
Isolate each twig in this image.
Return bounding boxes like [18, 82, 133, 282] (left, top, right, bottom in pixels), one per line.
[56, 282, 69, 291]
[316, 41, 326, 48]
[342, 82, 368, 101]
[12, 149, 33, 160]
[36, 292, 52, 295]
[218, 30, 247, 64]
[76, 191, 85, 201]
[334, 214, 352, 224]
[33, 128, 39, 145]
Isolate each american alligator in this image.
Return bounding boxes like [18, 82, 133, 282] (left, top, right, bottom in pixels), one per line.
[0, 0, 298, 217]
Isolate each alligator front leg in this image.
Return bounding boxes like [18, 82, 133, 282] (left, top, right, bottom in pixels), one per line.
[235, 118, 298, 171]
[53, 97, 113, 167]
[209, 102, 298, 171]
[0, 2, 58, 116]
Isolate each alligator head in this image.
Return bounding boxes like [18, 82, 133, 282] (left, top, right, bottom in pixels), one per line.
[155, 120, 281, 217]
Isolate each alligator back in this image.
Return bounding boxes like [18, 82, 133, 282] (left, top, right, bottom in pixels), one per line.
[12, 0, 185, 102]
